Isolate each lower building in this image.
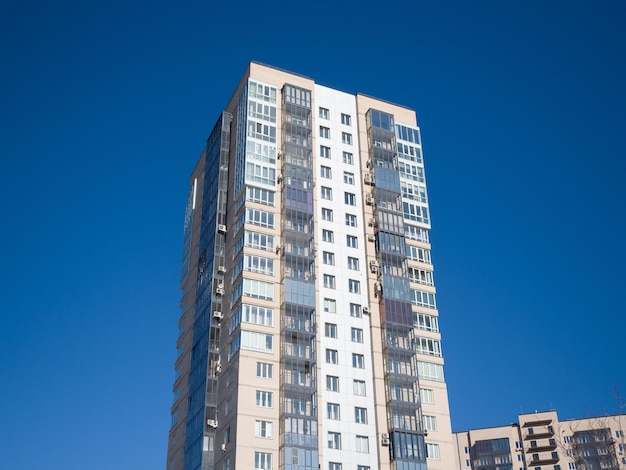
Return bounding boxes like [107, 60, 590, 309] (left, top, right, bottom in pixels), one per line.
[453, 410, 626, 470]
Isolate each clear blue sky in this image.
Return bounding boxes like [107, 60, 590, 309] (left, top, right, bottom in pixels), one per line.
[1, 1, 625, 468]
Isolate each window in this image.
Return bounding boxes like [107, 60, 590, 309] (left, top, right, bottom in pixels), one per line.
[414, 313, 439, 332]
[326, 375, 339, 391]
[350, 303, 362, 317]
[329, 464, 342, 470]
[464, 447, 471, 454]
[324, 274, 336, 289]
[239, 304, 274, 326]
[352, 353, 365, 368]
[328, 432, 341, 449]
[411, 290, 436, 309]
[358, 467, 370, 470]
[344, 192, 356, 205]
[244, 230, 275, 252]
[244, 254, 274, 275]
[343, 172, 354, 184]
[617, 430, 625, 438]
[423, 415, 437, 431]
[320, 166, 332, 178]
[225, 398, 233, 415]
[322, 208, 333, 221]
[349, 279, 360, 293]
[426, 443, 440, 460]
[345, 214, 357, 226]
[420, 388, 435, 404]
[417, 361, 445, 382]
[563, 436, 572, 443]
[322, 229, 334, 243]
[254, 452, 272, 470]
[415, 336, 442, 357]
[325, 323, 337, 338]
[321, 186, 332, 200]
[347, 257, 359, 270]
[355, 407, 367, 423]
[246, 208, 275, 228]
[255, 420, 273, 438]
[356, 435, 369, 453]
[256, 391, 273, 408]
[320, 127, 330, 139]
[343, 152, 353, 164]
[346, 235, 358, 248]
[323, 251, 335, 265]
[319, 107, 329, 119]
[241, 331, 273, 354]
[324, 298, 336, 313]
[320, 145, 331, 158]
[351, 327, 363, 343]
[341, 113, 352, 126]
[256, 362, 273, 378]
[342, 132, 352, 145]
[353, 379, 366, 396]
[327, 403, 340, 420]
[326, 349, 338, 364]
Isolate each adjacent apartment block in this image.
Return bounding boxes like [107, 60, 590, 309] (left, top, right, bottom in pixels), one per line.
[453, 410, 626, 470]
[167, 62, 454, 470]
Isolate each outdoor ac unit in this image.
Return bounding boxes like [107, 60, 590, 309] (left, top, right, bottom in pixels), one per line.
[381, 433, 390, 446]
[275, 244, 283, 254]
[366, 159, 373, 168]
[364, 173, 373, 183]
[370, 260, 379, 273]
[362, 307, 370, 315]
[277, 151, 283, 159]
[367, 234, 376, 242]
[207, 419, 218, 428]
[213, 311, 223, 320]
[221, 443, 227, 452]
[368, 218, 377, 227]
[217, 265, 226, 273]
[366, 194, 375, 205]
[277, 174, 283, 183]
[215, 288, 224, 295]
[218, 224, 227, 233]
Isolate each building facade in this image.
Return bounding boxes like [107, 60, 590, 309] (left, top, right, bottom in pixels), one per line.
[167, 62, 454, 470]
[453, 410, 626, 470]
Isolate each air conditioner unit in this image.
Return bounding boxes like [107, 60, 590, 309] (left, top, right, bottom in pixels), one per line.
[275, 244, 283, 254]
[366, 194, 375, 205]
[216, 363, 222, 373]
[381, 433, 390, 446]
[362, 306, 370, 315]
[213, 311, 223, 320]
[370, 260, 379, 273]
[367, 234, 376, 242]
[221, 443, 227, 452]
[368, 218, 377, 227]
[364, 173, 374, 184]
[277, 174, 284, 183]
[366, 159, 373, 168]
[218, 224, 227, 233]
[277, 151, 283, 159]
[207, 419, 218, 428]
[217, 265, 226, 273]
[215, 287, 224, 295]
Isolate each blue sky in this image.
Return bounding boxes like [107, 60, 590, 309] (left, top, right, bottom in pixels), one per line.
[1, 1, 625, 468]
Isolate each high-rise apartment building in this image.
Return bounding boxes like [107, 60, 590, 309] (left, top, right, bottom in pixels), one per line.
[167, 62, 453, 470]
[453, 410, 626, 470]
